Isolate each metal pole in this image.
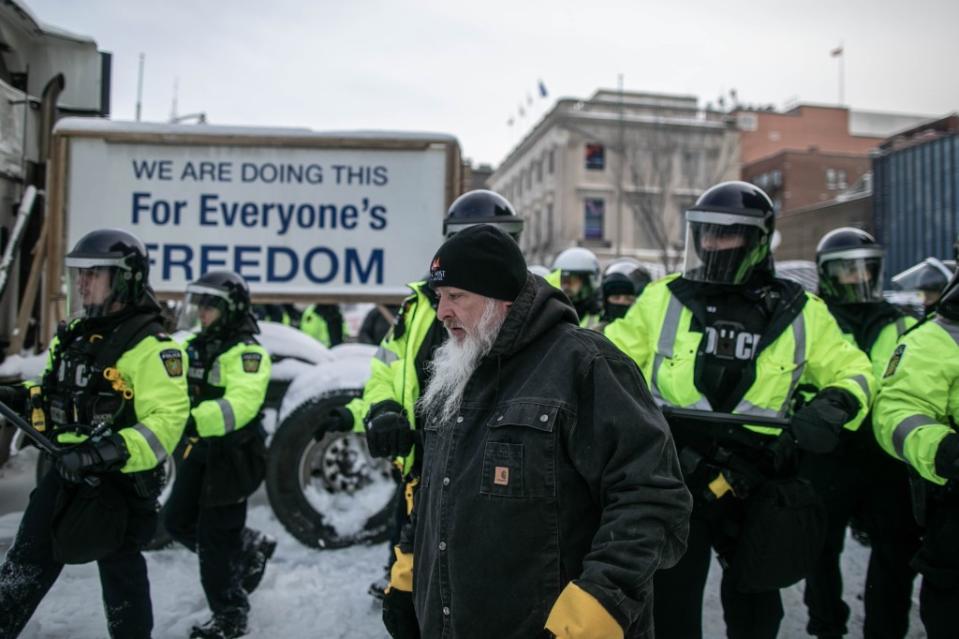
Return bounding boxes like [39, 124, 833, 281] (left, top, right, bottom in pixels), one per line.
[135, 53, 144, 121]
[839, 49, 845, 105]
[19, 64, 29, 199]
[616, 73, 625, 258]
[838, 42, 845, 105]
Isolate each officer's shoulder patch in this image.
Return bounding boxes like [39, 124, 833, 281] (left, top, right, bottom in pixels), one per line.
[159, 349, 184, 377]
[241, 351, 263, 373]
[884, 344, 906, 378]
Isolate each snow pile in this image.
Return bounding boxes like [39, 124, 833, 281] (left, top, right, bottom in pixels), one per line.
[278, 351, 375, 424]
[305, 475, 396, 539]
[257, 322, 332, 365]
[0, 352, 47, 382]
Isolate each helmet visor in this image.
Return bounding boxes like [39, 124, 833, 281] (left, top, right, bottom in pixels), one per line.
[445, 218, 524, 241]
[65, 260, 129, 320]
[561, 271, 598, 302]
[891, 258, 953, 292]
[176, 286, 230, 332]
[818, 255, 883, 303]
[682, 217, 766, 285]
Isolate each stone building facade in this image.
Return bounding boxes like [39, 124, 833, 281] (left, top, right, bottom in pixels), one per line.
[488, 89, 740, 269]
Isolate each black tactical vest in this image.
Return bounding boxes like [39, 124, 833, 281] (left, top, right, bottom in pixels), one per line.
[43, 313, 162, 435]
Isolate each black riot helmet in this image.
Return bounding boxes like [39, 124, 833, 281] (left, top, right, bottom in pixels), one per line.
[444, 190, 524, 240]
[682, 181, 776, 286]
[816, 227, 884, 304]
[177, 270, 258, 335]
[64, 228, 150, 319]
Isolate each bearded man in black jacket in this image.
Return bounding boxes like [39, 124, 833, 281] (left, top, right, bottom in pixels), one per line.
[378, 224, 692, 639]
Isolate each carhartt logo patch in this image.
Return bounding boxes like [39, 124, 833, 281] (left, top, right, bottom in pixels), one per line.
[494, 466, 510, 486]
[242, 352, 263, 373]
[160, 349, 183, 377]
[884, 344, 906, 378]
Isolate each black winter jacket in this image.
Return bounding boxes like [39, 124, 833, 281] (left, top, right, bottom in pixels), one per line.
[407, 274, 692, 638]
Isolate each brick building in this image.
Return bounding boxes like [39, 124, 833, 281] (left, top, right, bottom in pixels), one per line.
[742, 148, 872, 213]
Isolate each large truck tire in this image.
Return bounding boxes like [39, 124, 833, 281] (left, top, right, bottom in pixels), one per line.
[266, 388, 398, 549]
[35, 449, 177, 550]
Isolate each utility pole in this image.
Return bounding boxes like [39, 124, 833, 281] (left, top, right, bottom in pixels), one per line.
[135, 53, 144, 121]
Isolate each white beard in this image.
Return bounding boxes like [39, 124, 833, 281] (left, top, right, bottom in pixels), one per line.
[418, 298, 508, 426]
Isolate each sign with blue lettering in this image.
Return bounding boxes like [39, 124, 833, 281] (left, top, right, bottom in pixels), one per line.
[61, 125, 455, 298]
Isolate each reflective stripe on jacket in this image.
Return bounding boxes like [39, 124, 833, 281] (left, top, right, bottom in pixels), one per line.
[875, 315, 959, 485]
[184, 337, 271, 438]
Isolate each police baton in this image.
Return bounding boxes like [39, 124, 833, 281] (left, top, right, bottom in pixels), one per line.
[0, 399, 100, 487]
[659, 406, 791, 500]
[659, 406, 791, 429]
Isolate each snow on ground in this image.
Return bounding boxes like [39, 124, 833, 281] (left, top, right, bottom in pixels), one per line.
[14, 505, 386, 639]
[0, 453, 926, 638]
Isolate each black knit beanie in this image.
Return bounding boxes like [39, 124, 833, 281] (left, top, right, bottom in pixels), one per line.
[429, 224, 527, 301]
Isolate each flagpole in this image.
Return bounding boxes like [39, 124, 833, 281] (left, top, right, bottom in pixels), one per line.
[839, 46, 844, 105]
[834, 41, 845, 106]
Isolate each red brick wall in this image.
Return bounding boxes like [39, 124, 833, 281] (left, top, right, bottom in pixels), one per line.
[739, 106, 883, 164]
[743, 150, 871, 212]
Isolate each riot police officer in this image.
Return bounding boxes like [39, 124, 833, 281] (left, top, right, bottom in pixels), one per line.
[605, 182, 875, 639]
[300, 303, 348, 347]
[599, 258, 651, 323]
[803, 228, 919, 639]
[165, 270, 273, 639]
[0, 228, 190, 639]
[548, 247, 602, 327]
[875, 269, 959, 639]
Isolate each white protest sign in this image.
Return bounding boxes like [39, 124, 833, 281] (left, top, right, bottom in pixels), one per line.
[63, 130, 452, 297]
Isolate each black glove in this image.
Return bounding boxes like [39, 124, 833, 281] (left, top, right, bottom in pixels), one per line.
[366, 405, 415, 459]
[183, 415, 198, 438]
[58, 433, 130, 481]
[314, 406, 354, 441]
[382, 588, 419, 639]
[0, 385, 28, 413]
[935, 433, 959, 480]
[791, 388, 857, 454]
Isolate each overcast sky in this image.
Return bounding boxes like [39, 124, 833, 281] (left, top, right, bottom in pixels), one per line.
[26, 0, 959, 167]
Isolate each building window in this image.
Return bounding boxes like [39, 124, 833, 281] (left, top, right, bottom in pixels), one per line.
[584, 198, 604, 240]
[826, 168, 848, 191]
[826, 168, 837, 190]
[536, 159, 543, 183]
[548, 149, 555, 174]
[585, 143, 605, 170]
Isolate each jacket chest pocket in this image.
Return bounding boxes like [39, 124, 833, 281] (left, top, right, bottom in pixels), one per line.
[480, 402, 559, 499]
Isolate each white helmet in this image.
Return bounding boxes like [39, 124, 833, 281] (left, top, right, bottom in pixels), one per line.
[552, 247, 601, 294]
